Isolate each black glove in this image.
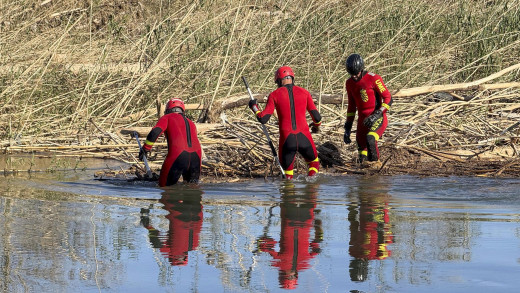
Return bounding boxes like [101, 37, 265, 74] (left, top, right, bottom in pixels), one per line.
[363, 109, 383, 128]
[344, 120, 353, 144]
[309, 122, 320, 133]
[139, 148, 150, 161]
[343, 131, 352, 144]
[248, 99, 260, 113]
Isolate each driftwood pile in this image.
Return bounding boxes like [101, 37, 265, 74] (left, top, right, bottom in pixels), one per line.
[1, 65, 520, 179]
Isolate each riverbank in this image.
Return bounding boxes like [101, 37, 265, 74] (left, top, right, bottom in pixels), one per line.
[2, 121, 518, 181]
[1, 1, 519, 180]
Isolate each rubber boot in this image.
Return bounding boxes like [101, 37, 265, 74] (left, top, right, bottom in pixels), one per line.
[307, 159, 319, 176]
[358, 154, 367, 165]
[362, 160, 382, 170]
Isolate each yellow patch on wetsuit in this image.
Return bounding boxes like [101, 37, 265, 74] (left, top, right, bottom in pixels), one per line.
[360, 89, 369, 102]
[370, 117, 383, 131]
[375, 79, 386, 93]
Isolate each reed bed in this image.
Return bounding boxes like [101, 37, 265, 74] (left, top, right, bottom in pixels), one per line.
[1, 0, 519, 178]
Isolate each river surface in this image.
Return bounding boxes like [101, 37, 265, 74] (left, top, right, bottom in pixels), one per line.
[1, 158, 519, 292]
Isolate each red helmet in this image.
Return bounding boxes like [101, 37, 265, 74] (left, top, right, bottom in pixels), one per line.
[165, 98, 185, 112]
[274, 66, 294, 83]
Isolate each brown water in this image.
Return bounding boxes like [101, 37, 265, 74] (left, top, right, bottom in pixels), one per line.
[1, 157, 520, 292]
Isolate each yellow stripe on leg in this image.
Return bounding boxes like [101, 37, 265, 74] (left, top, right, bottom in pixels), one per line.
[368, 132, 380, 141]
[306, 157, 319, 164]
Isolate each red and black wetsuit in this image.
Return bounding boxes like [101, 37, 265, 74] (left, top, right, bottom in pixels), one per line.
[143, 113, 202, 186]
[256, 84, 321, 177]
[141, 191, 203, 266]
[345, 72, 392, 161]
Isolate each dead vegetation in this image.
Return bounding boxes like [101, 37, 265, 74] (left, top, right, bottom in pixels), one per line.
[2, 79, 519, 180]
[1, 1, 520, 180]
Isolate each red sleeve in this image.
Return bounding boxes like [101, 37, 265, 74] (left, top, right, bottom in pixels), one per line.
[257, 93, 275, 124]
[143, 116, 168, 151]
[306, 92, 322, 124]
[346, 85, 356, 122]
[373, 75, 393, 112]
[306, 91, 317, 112]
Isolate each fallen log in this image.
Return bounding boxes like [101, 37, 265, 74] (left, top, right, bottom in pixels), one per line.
[218, 64, 520, 110]
[220, 92, 344, 110]
[219, 82, 520, 111]
[120, 123, 221, 137]
[4, 143, 166, 151]
[393, 63, 520, 97]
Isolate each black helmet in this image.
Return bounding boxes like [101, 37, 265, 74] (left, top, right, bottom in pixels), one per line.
[345, 54, 364, 75]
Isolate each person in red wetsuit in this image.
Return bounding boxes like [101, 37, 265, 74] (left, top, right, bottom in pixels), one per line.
[249, 66, 322, 179]
[257, 182, 323, 289]
[343, 54, 393, 166]
[140, 99, 202, 186]
[140, 188, 203, 266]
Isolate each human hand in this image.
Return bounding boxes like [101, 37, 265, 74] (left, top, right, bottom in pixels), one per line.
[139, 148, 150, 161]
[343, 131, 352, 144]
[248, 99, 259, 113]
[309, 122, 320, 133]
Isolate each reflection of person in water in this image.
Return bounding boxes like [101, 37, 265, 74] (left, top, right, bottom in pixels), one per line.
[257, 182, 323, 290]
[140, 188, 203, 266]
[347, 181, 393, 282]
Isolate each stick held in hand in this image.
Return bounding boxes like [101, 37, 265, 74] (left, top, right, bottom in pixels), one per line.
[241, 76, 286, 179]
[133, 131, 154, 179]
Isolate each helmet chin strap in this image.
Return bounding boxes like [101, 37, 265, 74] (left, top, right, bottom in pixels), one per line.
[165, 107, 184, 115]
[277, 76, 294, 87]
[172, 107, 183, 114]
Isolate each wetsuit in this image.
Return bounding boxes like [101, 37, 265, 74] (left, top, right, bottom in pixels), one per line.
[345, 72, 392, 161]
[256, 84, 322, 177]
[143, 113, 202, 186]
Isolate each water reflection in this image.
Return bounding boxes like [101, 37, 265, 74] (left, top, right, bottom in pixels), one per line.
[257, 182, 323, 290]
[347, 179, 393, 282]
[140, 187, 203, 266]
